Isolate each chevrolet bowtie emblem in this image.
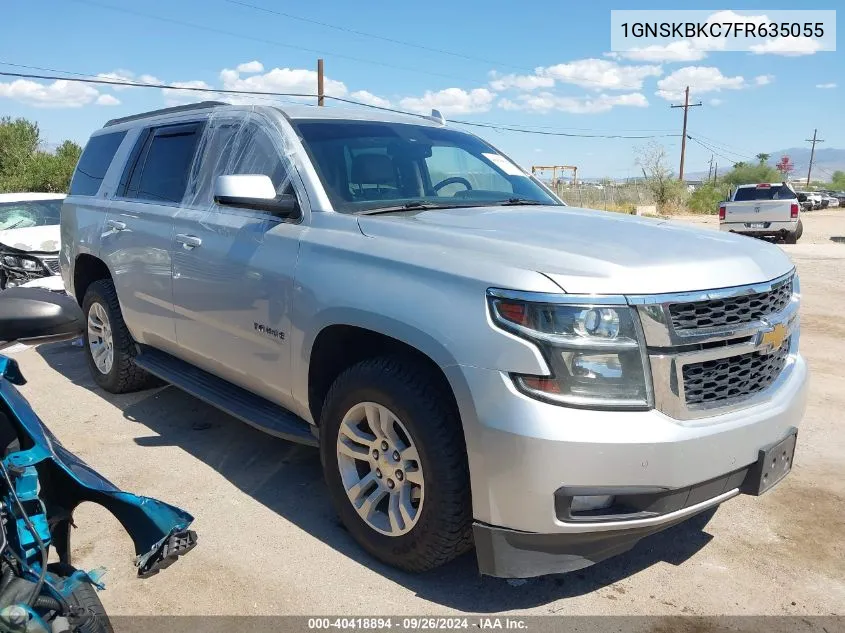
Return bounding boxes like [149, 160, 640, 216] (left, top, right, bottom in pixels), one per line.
[759, 322, 788, 353]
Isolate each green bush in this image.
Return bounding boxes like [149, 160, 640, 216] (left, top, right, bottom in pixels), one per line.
[688, 183, 730, 214]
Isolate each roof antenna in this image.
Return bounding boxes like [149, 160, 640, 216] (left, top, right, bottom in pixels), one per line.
[427, 109, 446, 126]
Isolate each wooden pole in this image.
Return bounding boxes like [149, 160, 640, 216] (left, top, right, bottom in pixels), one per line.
[317, 58, 325, 106]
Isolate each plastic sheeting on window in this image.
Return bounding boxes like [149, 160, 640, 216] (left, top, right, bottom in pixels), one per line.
[179, 107, 299, 217]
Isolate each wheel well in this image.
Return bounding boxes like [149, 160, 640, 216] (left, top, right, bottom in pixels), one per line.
[73, 255, 112, 306]
[308, 325, 458, 426]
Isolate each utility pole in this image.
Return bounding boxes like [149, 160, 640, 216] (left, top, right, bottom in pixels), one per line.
[805, 128, 824, 186]
[317, 58, 325, 106]
[713, 162, 718, 184]
[670, 86, 702, 181]
[707, 154, 714, 182]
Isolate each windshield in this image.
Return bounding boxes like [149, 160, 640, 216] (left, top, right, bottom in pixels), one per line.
[0, 200, 62, 230]
[294, 120, 561, 213]
[733, 185, 795, 202]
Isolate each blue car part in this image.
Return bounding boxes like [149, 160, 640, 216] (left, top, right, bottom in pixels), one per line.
[0, 355, 197, 578]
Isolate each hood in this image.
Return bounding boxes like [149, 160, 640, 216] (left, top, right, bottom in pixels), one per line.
[0, 224, 60, 253]
[357, 206, 794, 295]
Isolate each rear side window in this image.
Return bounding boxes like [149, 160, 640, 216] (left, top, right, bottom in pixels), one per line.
[734, 185, 794, 201]
[122, 123, 202, 203]
[69, 131, 127, 196]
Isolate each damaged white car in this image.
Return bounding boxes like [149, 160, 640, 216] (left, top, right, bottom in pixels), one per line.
[0, 192, 65, 290]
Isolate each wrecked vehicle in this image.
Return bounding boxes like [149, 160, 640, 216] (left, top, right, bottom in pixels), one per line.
[0, 287, 196, 632]
[0, 193, 65, 290]
[62, 102, 805, 579]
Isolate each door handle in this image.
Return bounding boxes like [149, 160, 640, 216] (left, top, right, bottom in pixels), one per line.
[106, 219, 126, 231]
[175, 234, 202, 249]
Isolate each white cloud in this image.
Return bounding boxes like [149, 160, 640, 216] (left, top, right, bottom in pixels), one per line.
[499, 92, 648, 114]
[0, 78, 100, 108]
[656, 66, 745, 101]
[97, 70, 162, 90]
[709, 98, 723, 106]
[750, 37, 823, 56]
[488, 71, 555, 92]
[537, 59, 662, 91]
[219, 65, 347, 104]
[614, 41, 708, 63]
[162, 80, 214, 106]
[235, 60, 264, 74]
[816, 82, 837, 89]
[399, 88, 494, 115]
[755, 74, 774, 86]
[349, 90, 391, 108]
[95, 94, 121, 106]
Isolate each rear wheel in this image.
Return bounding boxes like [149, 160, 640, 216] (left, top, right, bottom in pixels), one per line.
[82, 279, 154, 393]
[320, 356, 473, 572]
[784, 219, 802, 244]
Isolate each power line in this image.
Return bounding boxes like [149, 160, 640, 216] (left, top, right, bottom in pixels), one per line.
[65, 0, 475, 83]
[68, 0, 647, 92]
[224, 0, 531, 72]
[0, 66, 682, 140]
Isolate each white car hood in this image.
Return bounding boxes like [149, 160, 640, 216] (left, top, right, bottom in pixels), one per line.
[0, 225, 61, 253]
[358, 205, 795, 295]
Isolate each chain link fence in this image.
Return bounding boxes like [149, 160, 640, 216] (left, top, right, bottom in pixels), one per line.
[551, 182, 657, 214]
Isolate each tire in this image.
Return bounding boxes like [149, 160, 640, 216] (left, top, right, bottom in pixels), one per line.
[319, 356, 473, 572]
[784, 219, 802, 245]
[67, 580, 114, 633]
[82, 279, 154, 393]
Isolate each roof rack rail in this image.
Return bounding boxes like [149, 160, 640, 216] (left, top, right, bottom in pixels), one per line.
[103, 101, 226, 127]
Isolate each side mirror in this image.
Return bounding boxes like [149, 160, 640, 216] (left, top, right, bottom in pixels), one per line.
[797, 193, 807, 203]
[213, 174, 298, 217]
[0, 288, 84, 344]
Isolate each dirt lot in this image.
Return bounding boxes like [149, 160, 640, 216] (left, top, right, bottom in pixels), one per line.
[7, 209, 845, 617]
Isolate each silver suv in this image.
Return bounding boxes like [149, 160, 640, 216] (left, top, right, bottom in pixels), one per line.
[61, 102, 807, 578]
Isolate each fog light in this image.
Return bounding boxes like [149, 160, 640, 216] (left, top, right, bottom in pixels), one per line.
[570, 495, 615, 513]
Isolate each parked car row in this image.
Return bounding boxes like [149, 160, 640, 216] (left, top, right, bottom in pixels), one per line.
[797, 190, 843, 210]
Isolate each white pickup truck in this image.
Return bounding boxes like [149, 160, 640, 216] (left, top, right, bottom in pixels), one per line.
[719, 183, 804, 243]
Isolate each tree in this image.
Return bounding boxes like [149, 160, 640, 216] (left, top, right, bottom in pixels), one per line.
[635, 141, 686, 210]
[0, 117, 81, 193]
[755, 153, 770, 164]
[722, 161, 781, 187]
[829, 170, 845, 190]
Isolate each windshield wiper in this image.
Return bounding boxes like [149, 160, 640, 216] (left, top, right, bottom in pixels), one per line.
[361, 201, 474, 215]
[492, 198, 547, 206]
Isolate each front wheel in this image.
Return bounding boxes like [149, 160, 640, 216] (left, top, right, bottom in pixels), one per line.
[67, 581, 114, 633]
[319, 356, 473, 572]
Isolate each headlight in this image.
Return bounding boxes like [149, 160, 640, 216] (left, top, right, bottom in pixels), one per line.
[21, 258, 40, 271]
[488, 291, 652, 409]
[1, 255, 20, 267]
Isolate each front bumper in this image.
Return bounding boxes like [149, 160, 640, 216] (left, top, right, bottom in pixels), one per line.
[0, 251, 60, 289]
[445, 354, 807, 576]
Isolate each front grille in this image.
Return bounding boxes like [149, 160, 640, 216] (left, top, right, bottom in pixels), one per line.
[42, 258, 60, 274]
[669, 277, 793, 331]
[683, 338, 790, 406]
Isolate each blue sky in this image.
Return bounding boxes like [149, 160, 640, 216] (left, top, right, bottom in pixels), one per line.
[1, 0, 841, 178]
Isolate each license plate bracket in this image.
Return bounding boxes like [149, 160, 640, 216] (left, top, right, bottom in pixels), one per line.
[743, 429, 797, 496]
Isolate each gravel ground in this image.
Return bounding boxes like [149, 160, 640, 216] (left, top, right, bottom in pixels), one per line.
[7, 209, 845, 617]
